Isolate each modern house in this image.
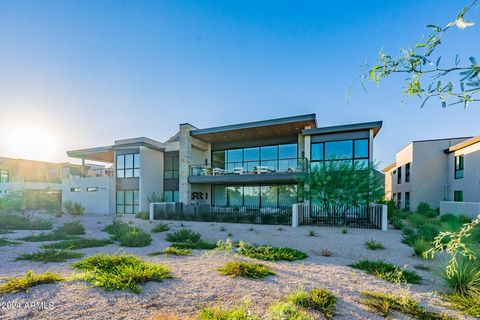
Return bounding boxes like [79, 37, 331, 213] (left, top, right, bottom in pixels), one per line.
[383, 136, 480, 215]
[65, 114, 383, 216]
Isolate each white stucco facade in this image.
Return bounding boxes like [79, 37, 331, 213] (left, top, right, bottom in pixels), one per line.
[62, 176, 115, 215]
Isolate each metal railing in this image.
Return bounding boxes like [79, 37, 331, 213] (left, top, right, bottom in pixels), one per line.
[296, 203, 383, 229]
[189, 157, 307, 177]
[152, 203, 293, 226]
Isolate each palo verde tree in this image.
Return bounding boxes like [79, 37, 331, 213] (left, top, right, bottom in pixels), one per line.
[357, 0, 479, 108]
[297, 160, 384, 214]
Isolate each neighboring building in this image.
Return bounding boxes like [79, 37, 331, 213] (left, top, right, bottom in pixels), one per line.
[66, 114, 382, 215]
[383, 137, 472, 211]
[0, 157, 72, 199]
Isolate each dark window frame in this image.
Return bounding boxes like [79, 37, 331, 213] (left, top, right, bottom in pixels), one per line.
[454, 190, 464, 202]
[116, 153, 140, 179]
[405, 192, 410, 210]
[405, 163, 410, 183]
[116, 189, 139, 214]
[310, 138, 370, 169]
[397, 167, 402, 184]
[454, 155, 464, 179]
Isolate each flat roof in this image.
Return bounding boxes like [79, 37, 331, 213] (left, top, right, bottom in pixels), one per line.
[190, 113, 317, 143]
[445, 136, 480, 153]
[302, 120, 383, 137]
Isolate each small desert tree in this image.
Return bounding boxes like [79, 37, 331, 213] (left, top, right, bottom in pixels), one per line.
[297, 160, 384, 214]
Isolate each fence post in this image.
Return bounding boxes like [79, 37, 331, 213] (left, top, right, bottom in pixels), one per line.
[292, 204, 299, 228]
[381, 204, 388, 231]
[149, 202, 155, 221]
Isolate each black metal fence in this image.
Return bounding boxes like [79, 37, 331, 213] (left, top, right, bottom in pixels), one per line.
[153, 203, 292, 226]
[298, 204, 383, 229]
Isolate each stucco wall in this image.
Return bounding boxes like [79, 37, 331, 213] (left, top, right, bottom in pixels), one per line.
[61, 176, 115, 214]
[440, 201, 480, 219]
[139, 146, 164, 211]
[448, 142, 480, 202]
[0, 182, 62, 195]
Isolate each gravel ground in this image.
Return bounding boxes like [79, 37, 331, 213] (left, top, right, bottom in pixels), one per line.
[0, 213, 471, 320]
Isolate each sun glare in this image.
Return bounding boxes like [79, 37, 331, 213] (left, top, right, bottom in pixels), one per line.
[4, 125, 60, 162]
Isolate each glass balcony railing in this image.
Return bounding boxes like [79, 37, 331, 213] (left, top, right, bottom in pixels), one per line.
[189, 157, 308, 177]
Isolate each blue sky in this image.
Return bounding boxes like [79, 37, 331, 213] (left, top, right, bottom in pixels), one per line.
[0, 0, 479, 167]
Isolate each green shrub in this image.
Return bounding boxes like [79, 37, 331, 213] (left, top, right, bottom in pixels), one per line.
[218, 260, 275, 279]
[360, 291, 454, 319]
[443, 253, 480, 297]
[165, 229, 201, 243]
[171, 240, 217, 250]
[72, 253, 172, 293]
[349, 260, 422, 284]
[287, 288, 336, 319]
[41, 238, 113, 250]
[57, 221, 85, 235]
[0, 213, 52, 230]
[135, 211, 149, 220]
[0, 237, 20, 246]
[417, 202, 437, 217]
[341, 228, 348, 234]
[412, 238, 432, 259]
[390, 216, 404, 230]
[407, 213, 431, 227]
[268, 302, 314, 320]
[63, 201, 85, 215]
[19, 232, 79, 242]
[118, 229, 152, 247]
[444, 294, 480, 317]
[197, 304, 257, 320]
[308, 230, 317, 237]
[0, 271, 63, 295]
[103, 220, 132, 240]
[152, 223, 170, 233]
[417, 224, 440, 241]
[163, 246, 190, 256]
[16, 249, 83, 263]
[364, 239, 385, 250]
[321, 249, 332, 257]
[238, 243, 308, 261]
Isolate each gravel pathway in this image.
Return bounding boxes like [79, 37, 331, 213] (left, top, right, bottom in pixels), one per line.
[0, 213, 471, 320]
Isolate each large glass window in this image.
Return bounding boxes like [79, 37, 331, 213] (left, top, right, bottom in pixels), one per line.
[244, 186, 260, 206]
[405, 163, 411, 183]
[311, 139, 369, 170]
[163, 191, 179, 203]
[213, 185, 228, 206]
[261, 185, 278, 206]
[116, 190, 139, 214]
[454, 155, 464, 179]
[227, 186, 243, 206]
[164, 155, 179, 179]
[211, 143, 298, 174]
[279, 185, 298, 206]
[0, 170, 8, 182]
[116, 153, 140, 178]
[213, 184, 297, 207]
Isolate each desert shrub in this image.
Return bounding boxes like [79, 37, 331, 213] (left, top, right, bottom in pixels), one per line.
[364, 239, 385, 250]
[217, 260, 275, 279]
[163, 246, 190, 256]
[390, 216, 404, 230]
[444, 294, 480, 318]
[417, 224, 440, 241]
[321, 249, 332, 257]
[72, 253, 172, 293]
[268, 302, 313, 320]
[0, 191, 23, 213]
[118, 229, 152, 247]
[359, 291, 454, 319]
[197, 304, 256, 320]
[443, 252, 480, 297]
[417, 202, 437, 217]
[0, 271, 63, 295]
[341, 228, 348, 234]
[412, 238, 433, 259]
[16, 249, 83, 263]
[0, 213, 52, 230]
[103, 220, 132, 240]
[349, 259, 421, 284]
[171, 240, 217, 250]
[238, 242, 308, 261]
[41, 238, 113, 250]
[135, 211, 150, 220]
[0, 237, 20, 246]
[307, 230, 317, 237]
[19, 232, 78, 242]
[57, 221, 85, 235]
[165, 229, 201, 243]
[287, 288, 336, 319]
[152, 223, 170, 233]
[63, 201, 85, 215]
[407, 213, 431, 227]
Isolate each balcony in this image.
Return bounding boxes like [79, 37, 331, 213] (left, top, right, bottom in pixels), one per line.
[188, 157, 307, 184]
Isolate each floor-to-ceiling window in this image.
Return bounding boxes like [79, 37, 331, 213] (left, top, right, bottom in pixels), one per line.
[116, 153, 140, 178]
[211, 143, 298, 174]
[310, 139, 369, 169]
[212, 184, 298, 207]
[116, 190, 139, 214]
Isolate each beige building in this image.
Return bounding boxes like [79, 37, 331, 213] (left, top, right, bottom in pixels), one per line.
[383, 137, 471, 211]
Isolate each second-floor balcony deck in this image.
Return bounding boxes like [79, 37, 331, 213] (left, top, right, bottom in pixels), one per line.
[188, 157, 307, 184]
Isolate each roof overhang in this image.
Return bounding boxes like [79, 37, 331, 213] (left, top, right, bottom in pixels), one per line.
[382, 162, 396, 173]
[444, 136, 480, 154]
[67, 146, 115, 163]
[190, 114, 317, 143]
[302, 121, 383, 138]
